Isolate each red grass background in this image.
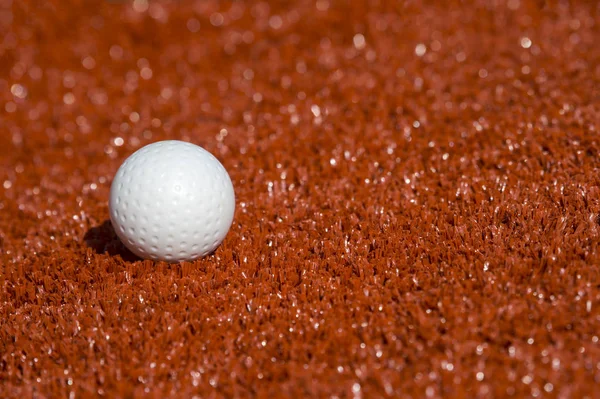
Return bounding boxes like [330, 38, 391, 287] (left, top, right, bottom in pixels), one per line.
[1, 0, 600, 397]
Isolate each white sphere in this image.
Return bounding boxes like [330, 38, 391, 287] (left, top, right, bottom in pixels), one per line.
[108, 140, 235, 262]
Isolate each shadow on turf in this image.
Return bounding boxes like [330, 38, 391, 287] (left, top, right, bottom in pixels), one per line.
[84, 219, 141, 262]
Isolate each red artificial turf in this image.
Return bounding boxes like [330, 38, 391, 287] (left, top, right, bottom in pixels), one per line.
[1, 0, 600, 397]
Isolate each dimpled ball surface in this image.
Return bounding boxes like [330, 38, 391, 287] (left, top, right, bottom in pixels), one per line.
[109, 140, 235, 262]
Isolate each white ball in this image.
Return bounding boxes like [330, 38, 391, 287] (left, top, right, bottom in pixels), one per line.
[108, 140, 235, 262]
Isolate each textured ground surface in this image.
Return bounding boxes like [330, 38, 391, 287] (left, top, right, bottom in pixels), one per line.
[2, 0, 600, 397]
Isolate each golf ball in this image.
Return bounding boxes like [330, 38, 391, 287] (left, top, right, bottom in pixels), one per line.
[108, 140, 235, 262]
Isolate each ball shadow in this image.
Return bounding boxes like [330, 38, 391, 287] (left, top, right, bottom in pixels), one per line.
[84, 219, 141, 262]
